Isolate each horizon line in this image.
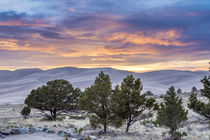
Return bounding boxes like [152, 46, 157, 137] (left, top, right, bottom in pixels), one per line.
[0, 66, 208, 73]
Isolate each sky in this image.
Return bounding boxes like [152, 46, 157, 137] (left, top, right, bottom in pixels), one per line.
[0, 0, 209, 72]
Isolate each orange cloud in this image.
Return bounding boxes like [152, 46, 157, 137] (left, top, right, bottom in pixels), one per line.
[107, 30, 194, 46]
[0, 39, 56, 53]
[0, 28, 207, 73]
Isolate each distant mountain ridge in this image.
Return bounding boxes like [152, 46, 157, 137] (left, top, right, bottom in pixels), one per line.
[0, 67, 209, 104]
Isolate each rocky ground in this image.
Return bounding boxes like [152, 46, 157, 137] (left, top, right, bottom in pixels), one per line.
[3, 133, 63, 140]
[0, 96, 209, 140]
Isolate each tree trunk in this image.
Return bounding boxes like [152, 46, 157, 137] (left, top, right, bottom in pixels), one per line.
[171, 128, 175, 139]
[104, 123, 107, 133]
[50, 109, 57, 120]
[52, 109, 57, 120]
[102, 104, 107, 133]
[126, 117, 131, 133]
[125, 123, 130, 132]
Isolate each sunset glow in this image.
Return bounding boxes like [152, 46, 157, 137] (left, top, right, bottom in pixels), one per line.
[0, 0, 209, 72]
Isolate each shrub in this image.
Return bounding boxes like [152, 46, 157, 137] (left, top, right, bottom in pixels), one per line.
[74, 127, 83, 136]
[21, 106, 31, 119]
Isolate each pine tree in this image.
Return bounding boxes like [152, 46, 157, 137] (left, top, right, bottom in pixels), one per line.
[188, 76, 210, 119]
[78, 71, 112, 133]
[25, 79, 81, 120]
[156, 86, 188, 139]
[111, 75, 156, 132]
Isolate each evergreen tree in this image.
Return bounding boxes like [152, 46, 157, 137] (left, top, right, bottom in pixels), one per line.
[156, 86, 188, 139]
[111, 75, 156, 132]
[177, 88, 182, 94]
[25, 79, 81, 120]
[191, 86, 198, 94]
[188, 76, 210, 119]
[79, 71, 112, 133]
[21, 106, 31, 119]
[145, 90, 153, 96]
[201, 76, 210, 100]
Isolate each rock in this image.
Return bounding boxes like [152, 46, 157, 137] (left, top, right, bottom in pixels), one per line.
[0, 134, 6, 138]
[10, 128, 21, 135]
[0, 131, 10, 136]
[19, 128, 29, 134]
[79, 134, 88, 140]
[79, 135, 97, 140]
[29, 127, 42, 133]
[68, 130, 78, 138]
[57, 131, 68, 137]
[98, 130, 104, 135]
[70, 132, 78, 138]
[89, 135, 97, 140]
[42, 128, 48, 132]
[46, 129, 56, 134]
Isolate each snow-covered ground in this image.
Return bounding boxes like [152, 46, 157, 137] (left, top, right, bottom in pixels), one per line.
[0, 96, 209, 140]
[0, 67, 209, 139]
[0, 67, 208, 104]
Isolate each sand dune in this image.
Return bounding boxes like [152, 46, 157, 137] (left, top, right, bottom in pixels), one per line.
[0, 67, 208, 104]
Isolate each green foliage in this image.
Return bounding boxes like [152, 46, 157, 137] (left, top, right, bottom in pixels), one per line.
[25, 79, 81, 120]
[64, 136, 69, 140]
[74, 127, 83, 136]
[201, 76, 210, 100]
[21, 106, 31, 119]
[188, 76, 210, 119]
[25, 124, 33, 128]
[174, 131, 187, 140]
[85, 136, 91, 140]
[79, 71, 112, 133]
[140, 119, 158, 127]
[139, 112, 153, 120]
[156, 86, 188, 139]
[111, 75, 156, 132]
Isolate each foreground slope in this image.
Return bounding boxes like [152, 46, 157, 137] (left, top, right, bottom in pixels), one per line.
[0, 67, 208, 104]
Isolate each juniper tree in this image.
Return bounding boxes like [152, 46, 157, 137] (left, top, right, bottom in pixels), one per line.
[156, 86, 188, 139]
[21, 106, 31, 119]
[111, 75, 156, 132]
[25, 79, 81, 120]
[79, 71, 112, 133]
[188, 76, 210, 119]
